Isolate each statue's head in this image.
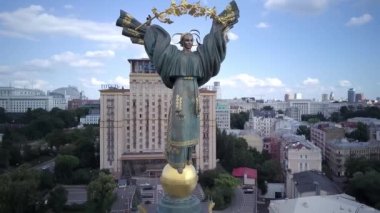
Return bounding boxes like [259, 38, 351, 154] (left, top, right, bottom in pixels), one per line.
[179, 33, 193, 50]
[175, 30, 200, 51]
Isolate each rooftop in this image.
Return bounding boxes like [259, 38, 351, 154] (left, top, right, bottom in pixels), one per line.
[269, 194, 379, 213]
[293, 170, 342, 195]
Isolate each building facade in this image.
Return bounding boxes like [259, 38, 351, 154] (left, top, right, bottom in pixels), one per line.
[99, 59, 217, 177]
[216, 100, 230, 131]
[0, 87, 52, 112]
[310, 122, 345, 159]
[326, 139, 380, 177]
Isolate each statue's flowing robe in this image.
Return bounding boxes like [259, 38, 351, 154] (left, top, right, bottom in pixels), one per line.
[144, 22, 227, 172]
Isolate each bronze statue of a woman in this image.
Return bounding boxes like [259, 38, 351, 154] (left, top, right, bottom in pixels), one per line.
[117, 1, 239, 174]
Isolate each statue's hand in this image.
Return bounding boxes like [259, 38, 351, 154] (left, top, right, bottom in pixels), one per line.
[146, 15, 152, 26]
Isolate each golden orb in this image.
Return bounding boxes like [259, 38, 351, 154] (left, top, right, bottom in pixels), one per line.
[160, 164, 198, 198]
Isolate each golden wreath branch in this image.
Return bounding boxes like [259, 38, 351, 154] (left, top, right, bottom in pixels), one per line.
[135, 0, 234, 30]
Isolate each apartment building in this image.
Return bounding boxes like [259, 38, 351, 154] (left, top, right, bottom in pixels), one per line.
[326, 138, 380, 177]
[216, 100, 230, 131]
[310, 122, 345, 159]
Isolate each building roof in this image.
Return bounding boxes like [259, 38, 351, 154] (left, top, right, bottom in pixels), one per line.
[293, 170, 342, 195]
[269, 194, 379, 213]
[232, 167, 257, 179]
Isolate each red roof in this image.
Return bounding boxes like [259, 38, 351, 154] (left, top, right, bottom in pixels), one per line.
[232, 167, 257, 179]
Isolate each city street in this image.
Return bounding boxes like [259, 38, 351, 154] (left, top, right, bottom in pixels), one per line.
[214, 186, 257, 213]
[111, 185, 136, 213]
[64, 185, 87, 205]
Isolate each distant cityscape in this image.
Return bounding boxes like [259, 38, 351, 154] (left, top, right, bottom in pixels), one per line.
[1, 58, 380, 212]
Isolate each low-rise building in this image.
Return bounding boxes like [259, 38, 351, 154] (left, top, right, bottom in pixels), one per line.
[287, 170, 341, 198]
[326, 138, 380, 177]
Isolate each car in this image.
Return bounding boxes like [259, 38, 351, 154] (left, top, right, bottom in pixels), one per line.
[118, 179, 127, 188]
[242, 185, 254, 194]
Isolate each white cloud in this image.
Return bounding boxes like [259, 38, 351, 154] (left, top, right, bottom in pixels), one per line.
[85, 50, 115, 58]
[26, 59, 52, 68]
[256, 22, 270, 29]
[90, 77, 105, 86]
[0, 5, 126, 44]
[339, 80, 352, 87]
[216, 73, 284, 88]
[227, 31, 238, 41]
[64, 5, 73, 9]
[0, 65, 11, 74]
[22, 50, 110, 70]
[12, 79, 50, 90]
[114, 76, 130, 87]
[264, 0, 329, 14]
[302, 77, 320, 86]
[346, 13, 372, 26]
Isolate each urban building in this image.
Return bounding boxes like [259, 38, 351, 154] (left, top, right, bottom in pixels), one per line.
[348, 88, 355, 103]
[310, 122, 345, 159]
[269, 194, 379, 213]
[294, 93, 302, 100]
[212, 81, 221, 99]
[284, 93, 290, 102]
[52, 86, 83, 100]
[347, 117, 380, 141]
[285, 107, 301, 121]
[355, 93, 364, 103]
[263, 137, 281, 162]
[68, 99, 99, 110]
[0, 87, 52, 112]
[326, 138, 380, 177]
[286, 170, 341, 198]
[283, 136, 322, 174]
[216, 100, 230, 131]
[321, 93, 328, 102]
[245, 109, 276, 137]
[99, 59, 217, 178]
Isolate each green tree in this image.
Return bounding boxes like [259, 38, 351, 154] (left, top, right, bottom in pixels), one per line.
[230, 111, 249, 129]
[262, 106, 274, 111]
[55, 155, 80, 183]
[0, 165, 41, 213]
[46, 129, 69, 150]
[86, 172, 116, 213]
[39, 170, 56, 190]
[346, 122, 369, 142]
[48, 186, 68, 213]
[296, 125, 310, 140]
[0, 107, 9, 123]
[346, 170, 380, 209]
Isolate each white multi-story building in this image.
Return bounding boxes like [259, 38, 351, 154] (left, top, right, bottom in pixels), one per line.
[216, 100, 230, 131]
[283, 137, 322, 174]
[0, 87, 51, 112]
[245, 109, 276, 137]
[99, 59, 217, 177]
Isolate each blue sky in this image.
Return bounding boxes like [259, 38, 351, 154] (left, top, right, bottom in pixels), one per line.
[0, 0, 379, 101]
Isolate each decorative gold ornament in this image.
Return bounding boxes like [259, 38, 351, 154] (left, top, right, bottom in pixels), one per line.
[136, 0, 237, 30]
[160, 163, 198, 198]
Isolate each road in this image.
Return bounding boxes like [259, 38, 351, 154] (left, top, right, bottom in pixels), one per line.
[111, 185, 136, 213]
[214, 186, 257, 213]
[63, 185, 87, 205]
